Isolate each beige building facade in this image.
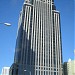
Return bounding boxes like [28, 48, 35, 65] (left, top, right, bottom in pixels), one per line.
[63, 60, 75, 75]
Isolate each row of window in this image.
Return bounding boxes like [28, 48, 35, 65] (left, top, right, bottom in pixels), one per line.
[35, 70, 59, 75]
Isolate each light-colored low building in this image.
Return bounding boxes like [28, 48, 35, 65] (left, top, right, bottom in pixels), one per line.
[63, 59, 75, 75]
[1, 67, 10, 75]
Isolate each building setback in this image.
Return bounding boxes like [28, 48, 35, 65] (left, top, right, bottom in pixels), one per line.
[10, 0, 63, 75]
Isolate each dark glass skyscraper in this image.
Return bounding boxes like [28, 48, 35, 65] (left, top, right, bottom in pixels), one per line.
[10, 0, 63, 75]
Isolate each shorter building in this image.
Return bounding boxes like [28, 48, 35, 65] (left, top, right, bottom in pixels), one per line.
[1, 67, 10, 75]
[63, 59, 75, 75]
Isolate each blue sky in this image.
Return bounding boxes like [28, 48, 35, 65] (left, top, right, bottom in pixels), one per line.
[0, 0, 74, 74]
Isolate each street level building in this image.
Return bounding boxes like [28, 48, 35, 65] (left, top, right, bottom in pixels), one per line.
[10, 0, 63, 75]
[63, 59, 75, 75]
[1, 67, 10, 75]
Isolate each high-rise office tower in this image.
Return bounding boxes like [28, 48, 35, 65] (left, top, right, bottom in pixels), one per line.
[10, 0, 63, 75]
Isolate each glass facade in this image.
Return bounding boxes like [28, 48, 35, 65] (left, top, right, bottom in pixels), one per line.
[10, 0, 63, 75]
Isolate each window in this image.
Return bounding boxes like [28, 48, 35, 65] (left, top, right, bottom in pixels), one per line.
[54, 72, 56, 75]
